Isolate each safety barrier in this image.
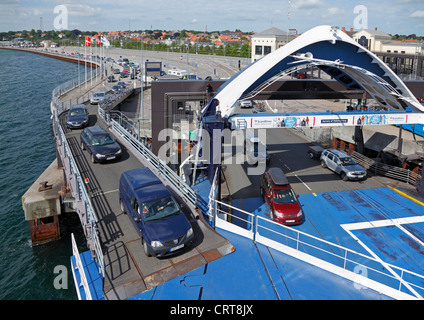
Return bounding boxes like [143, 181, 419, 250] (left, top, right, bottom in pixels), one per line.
[53, 112, 105, 277]
[207, 195, 424, 300]
[71, 233, 92, 300]
[350, 150, 420, 186]
[51, 61, 105, 279]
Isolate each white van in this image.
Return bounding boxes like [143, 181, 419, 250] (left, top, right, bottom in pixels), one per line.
[168, 68, 187, 78]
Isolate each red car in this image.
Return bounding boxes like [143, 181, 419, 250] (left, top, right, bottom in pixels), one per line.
[260, 167, 303, 225]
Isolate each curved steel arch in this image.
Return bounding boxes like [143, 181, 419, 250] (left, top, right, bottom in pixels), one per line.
[204, 25, 423, 119]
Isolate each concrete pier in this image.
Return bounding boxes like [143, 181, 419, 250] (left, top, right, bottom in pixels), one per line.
[22, 159, 64, 245]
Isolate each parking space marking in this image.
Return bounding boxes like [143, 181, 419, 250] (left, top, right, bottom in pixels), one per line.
[341, 215, 424, 248]
[295, 174, 312, 191]
[341, 214, 424, 299]
[91, 188, 119, 198]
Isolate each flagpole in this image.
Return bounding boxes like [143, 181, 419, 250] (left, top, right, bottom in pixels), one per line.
[91, 36, 93, 87]
[85, 38, 87, 89]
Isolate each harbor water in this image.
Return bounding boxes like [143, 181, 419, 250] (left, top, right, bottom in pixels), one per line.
[0, 49, 89, 299]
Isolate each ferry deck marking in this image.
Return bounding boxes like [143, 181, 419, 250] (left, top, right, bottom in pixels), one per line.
[341, 215, 424, 299]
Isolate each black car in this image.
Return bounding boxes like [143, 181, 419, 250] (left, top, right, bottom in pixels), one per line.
[66, 104, 89, 129]
[80, 126, 122, 163]
[117, 81, 126, 89]
[111, 85, 121, 93]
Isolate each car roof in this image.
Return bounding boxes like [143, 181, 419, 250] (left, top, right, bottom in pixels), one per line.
[84, 126, 108, 135]
[267, 167, 289, 186]
[327, 148, 350, 157]
[70, 104, 86, 110]
[121, 168, 163, 195]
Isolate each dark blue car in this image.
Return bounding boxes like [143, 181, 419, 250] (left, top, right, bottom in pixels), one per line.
[119, 168, 194, 257]
[66, 104, 89, 129]
[80, 126, 122, 163]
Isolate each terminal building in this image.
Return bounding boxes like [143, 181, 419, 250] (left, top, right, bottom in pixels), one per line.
[250, 27, 296, 62]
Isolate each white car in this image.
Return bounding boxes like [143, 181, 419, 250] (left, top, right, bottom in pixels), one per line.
[239, 100, 253, 108]
[90, 91, 107, 104]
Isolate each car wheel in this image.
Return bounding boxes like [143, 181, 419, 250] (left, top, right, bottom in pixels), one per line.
[308, 152, 314, 159]
[321, 160, 327, 168]
[340, 172, 348, 181]
[142, 238, 151, 257]
[81, 141, 85, 150]
[91, 153, 96, 163]
[119, 198, 125, 214]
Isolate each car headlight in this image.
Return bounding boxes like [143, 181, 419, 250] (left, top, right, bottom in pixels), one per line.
[296, 210, 303, 217]
[273, 209, 283, 218]
[96, 153, 105, 158]
[151, 241, 163, 248]
[116, 149, 122, 155]
[186, 227, 193, 238]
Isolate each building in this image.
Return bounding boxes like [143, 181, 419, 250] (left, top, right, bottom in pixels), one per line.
[251, 27, 296, 62]
[352, 28, 424, 78]
[352, 28, 392, 52]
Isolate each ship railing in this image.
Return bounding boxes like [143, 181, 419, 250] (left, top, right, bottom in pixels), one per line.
[50, 67, 106, 278]
[71, 233, 93, 300]
[53, 112, 105, 277]
[208, 197, 424, 300]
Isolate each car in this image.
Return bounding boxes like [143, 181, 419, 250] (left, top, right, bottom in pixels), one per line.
[90, 91, 107, 104]
[107, 75, 115, 83]
[80, 126, 122, 163]
[117, 81, 126, 89]
[111, 85, 121, 93]
[239, 100, 253, 108]
[245, 134, 270, 164]
[120, 71, 128, 78]
[320, 148, 367, 181]
[114, 68, 120, 74]
[260, 167, 303, 225]
[119, 168, 194, 257]
[66, 104, 89, 129]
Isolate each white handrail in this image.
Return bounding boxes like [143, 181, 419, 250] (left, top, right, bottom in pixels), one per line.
[71, 233, 92, 300]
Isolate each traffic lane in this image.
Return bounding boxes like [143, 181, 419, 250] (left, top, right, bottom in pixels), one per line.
[222, 128, 383, 200]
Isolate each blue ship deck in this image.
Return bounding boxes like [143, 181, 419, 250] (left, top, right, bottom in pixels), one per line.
[71, 177, 424, 300]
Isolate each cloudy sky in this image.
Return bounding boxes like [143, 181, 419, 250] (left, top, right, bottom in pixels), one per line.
[1, 0, 423, 35]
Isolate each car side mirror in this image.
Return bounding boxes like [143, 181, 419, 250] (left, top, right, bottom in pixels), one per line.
[296, 195, 299, 198]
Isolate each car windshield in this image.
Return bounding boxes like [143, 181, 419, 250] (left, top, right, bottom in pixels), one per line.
[141, 195, 180, 222]
[273, 188, 297, 204]
[69, 108, 86, 116]
[91, 133, 115, 146]
[340, 157, 357, 166]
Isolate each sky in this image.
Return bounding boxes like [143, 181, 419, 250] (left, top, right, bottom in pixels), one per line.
[0, 0, 423, 35]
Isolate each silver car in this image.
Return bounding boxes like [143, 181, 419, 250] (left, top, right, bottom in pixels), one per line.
[90, 91, 106, 104]
[320, 149, 367, 181]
